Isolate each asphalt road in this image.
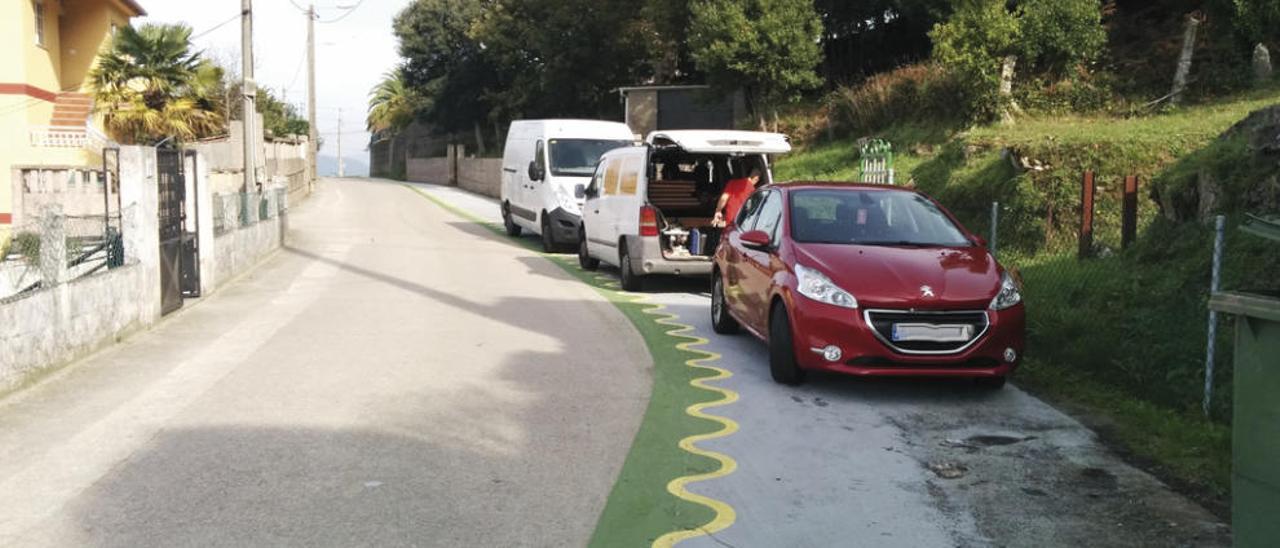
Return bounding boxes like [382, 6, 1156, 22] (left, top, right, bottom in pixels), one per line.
[420, 182, 1231, 548]
[0, 178, 652, 547]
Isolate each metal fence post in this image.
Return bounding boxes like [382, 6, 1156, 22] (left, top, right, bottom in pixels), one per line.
[1203, 214, 1226, 417]
[1079, 170, 1096, 259]
[1122, 175, 1139, 249]
[990, 202, 999, 259]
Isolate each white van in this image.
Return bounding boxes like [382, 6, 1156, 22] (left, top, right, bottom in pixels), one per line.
[578, 130, 792, 290]
[500, 120, 635, 251]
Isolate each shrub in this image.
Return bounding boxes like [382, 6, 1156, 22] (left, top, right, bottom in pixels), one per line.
[826, 63, 965, 135]
[1018, 0, 1108, 74]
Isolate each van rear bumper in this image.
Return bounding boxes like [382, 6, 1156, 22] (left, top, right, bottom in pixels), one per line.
[626, 236, 714, 277]
[545, 208, 581, 245]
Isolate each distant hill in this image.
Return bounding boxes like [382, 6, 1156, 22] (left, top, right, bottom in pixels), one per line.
[317, 154, 369, 177]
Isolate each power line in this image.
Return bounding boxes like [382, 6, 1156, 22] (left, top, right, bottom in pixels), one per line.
[316, 0, 367, 23]
[191, 12, 242, 40]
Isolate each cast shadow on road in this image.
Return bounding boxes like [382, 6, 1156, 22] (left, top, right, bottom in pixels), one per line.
[58, 245, 650, 546]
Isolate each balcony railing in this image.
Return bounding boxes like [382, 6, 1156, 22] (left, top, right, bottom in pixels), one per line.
[29, 126, 91, 148]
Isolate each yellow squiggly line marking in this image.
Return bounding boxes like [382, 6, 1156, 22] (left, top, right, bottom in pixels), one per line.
[401, 185, 740, 546]
[586, 274, 740, 547]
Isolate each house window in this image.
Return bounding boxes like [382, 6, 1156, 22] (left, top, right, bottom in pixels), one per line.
[33, 0, 46, 47]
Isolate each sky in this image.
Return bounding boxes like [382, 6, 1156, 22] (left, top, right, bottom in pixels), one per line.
[139, 0, 413, 174]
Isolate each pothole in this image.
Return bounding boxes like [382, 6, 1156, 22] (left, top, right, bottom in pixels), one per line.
[966, 434, 1035, 447]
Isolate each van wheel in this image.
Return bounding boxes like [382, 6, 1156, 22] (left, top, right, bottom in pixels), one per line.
[619, 245, 643, 292]
[502, 202, 522, 237]
[711, 274, 739, 335]
[769, 304, 805, 385]
[540, 214, 557, 253]
[578, 228, 599, 271]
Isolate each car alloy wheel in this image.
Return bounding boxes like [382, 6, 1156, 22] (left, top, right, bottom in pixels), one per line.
[711, 274, 739, 334]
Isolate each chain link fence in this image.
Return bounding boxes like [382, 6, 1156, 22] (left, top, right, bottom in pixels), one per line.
[983, 199, 1280, 422]
[0, 210, 128, 304]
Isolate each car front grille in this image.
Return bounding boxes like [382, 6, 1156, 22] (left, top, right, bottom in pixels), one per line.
[863, 309, 990, 355]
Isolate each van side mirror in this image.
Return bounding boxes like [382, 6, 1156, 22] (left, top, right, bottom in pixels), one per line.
[740, 230, 772, 250]
[528, 161, 543, 181]
[583, 184, 598, 198]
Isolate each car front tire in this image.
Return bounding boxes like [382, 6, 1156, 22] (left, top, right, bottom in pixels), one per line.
[711, 273, 740, 335]
[579, 228, 600, 271]
[769, 303, 805, 385]
[502, 202, 522, 237]
[540, 214, 556, 253]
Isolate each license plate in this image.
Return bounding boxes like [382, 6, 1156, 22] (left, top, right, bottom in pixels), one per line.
[891, 323, 973, 343]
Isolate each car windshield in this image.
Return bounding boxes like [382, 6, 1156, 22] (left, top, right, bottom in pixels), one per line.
[549, 139, 633, 177]
[789, 189, 972, 247]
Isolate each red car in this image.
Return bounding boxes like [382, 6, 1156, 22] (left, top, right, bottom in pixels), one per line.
[711, 182, 1025, 388]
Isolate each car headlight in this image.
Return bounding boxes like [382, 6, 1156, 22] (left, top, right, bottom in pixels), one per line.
[795, 264, 858, 309]
[989, 271, 1023, 310]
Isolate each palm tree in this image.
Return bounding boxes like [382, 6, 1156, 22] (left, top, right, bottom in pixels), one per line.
[367, 69, 422, 134]
[89, 23, 223, 144]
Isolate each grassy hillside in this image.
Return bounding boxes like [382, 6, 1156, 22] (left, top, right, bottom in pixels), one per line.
[773, 87, 1280, 508]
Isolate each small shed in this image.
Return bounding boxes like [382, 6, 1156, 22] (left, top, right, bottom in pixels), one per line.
[617, 85, 746, 137]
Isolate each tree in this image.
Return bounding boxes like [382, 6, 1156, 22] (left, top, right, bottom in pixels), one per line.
[930, 0, 1107, 121]
[471, 0, 651, 120]
[89, 23, 222, 144]
[814, 0, 954, 82]
[688, 0, 824, 128]
[257, 88, 309, 138]
[366, 69, 422, 133]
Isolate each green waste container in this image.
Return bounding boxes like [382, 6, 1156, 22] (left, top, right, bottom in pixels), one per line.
[1209, 214, 1280, 547]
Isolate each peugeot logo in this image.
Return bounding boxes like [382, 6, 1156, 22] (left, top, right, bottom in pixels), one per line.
[920, 285, 936, 298]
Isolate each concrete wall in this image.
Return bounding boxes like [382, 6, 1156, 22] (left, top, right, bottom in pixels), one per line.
[0, 146, 289, 395]
[407, 158, 450, 185]
[458, 158, 502, 198]
[406, 155, 502, 198]
[0, 145, 158, 393]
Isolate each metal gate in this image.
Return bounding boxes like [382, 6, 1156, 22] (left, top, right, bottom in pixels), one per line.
[180, 150, 201, 299]
[157, 148, 184, 315]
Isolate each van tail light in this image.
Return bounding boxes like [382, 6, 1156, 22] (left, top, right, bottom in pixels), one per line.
[639, 205, 659, 237]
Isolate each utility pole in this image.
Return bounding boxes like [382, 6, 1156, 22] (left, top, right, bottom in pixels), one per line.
[337, 107, 344, 178]
[241, 0, 256, 195]
[306, 3, 317, 191]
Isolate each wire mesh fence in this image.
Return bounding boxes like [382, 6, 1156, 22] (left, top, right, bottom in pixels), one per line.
[64, 214, 125, 281]
[0, 220, 47, 304]
[985, 199, 1280, 422]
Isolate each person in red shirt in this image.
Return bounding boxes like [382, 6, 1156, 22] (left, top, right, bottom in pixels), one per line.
[712, 167, 763, 227]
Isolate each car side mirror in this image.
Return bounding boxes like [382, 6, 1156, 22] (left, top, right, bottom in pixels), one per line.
[583, 184, 597, 198]
[740, 230, 772, 250]
[528, 161, 543, 181]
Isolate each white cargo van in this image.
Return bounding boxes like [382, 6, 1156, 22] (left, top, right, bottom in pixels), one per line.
[578, 130, 791, 290]
[500, 120, 635, 252]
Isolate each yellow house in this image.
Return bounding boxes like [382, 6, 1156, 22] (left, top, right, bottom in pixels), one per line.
[0, 0, 146, 231]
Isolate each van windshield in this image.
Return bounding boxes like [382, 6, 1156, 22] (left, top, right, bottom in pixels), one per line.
[549, 139, 633, 177]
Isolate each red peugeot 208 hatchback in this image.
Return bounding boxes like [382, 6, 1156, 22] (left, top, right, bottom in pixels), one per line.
[711, 182, 1025, 387]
